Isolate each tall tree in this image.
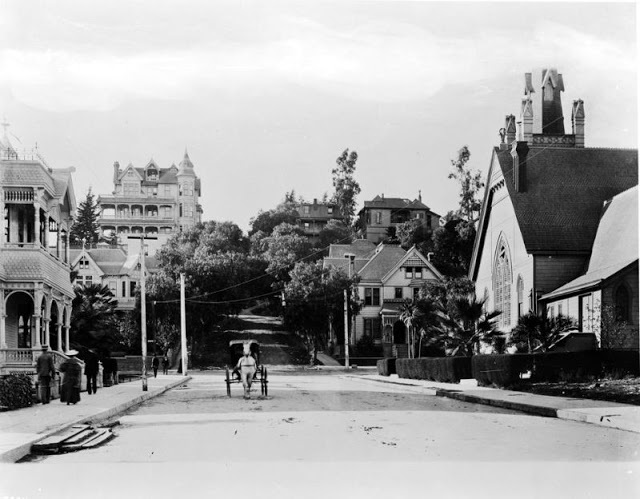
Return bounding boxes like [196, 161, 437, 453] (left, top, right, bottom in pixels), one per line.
[332, 149, 361, 226]
[430, 146, 485, 277]
[70, 188, 100, 245]
[447, 145, 484, 223]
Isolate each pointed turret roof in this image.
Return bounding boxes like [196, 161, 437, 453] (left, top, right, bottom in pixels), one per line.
[178, 149, 194, 174]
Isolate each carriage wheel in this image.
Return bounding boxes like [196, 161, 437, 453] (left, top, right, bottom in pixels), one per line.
[225, 367, 231, 397]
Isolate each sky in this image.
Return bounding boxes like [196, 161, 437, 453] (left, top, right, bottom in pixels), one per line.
[0, 0, 637, 232]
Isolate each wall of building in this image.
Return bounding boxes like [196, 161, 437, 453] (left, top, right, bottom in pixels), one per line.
[474, 161, 533, 331]
[533, 255, 588, 298]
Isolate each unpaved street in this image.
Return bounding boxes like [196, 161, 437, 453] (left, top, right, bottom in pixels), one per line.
[33, 371, 640, 463]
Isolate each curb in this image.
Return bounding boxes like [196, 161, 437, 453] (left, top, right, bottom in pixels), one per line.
[0, 376, 191, 463]
[433, 389, 558, 418]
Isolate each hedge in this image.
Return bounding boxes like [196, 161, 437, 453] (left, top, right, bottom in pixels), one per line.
[0, 373, 34, 410]
[376, 358, 396, 376]
[473, 351, 605, 387]
[600, 350, 640, 377]
[396, 357, 472, 383]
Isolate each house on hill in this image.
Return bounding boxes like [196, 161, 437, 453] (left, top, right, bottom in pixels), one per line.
[97, 152, 202, 255]
[294, 199, 344, 242]
[324, 240, 442, 357]
[70, 245, 160, 312]
[357, 194, 440, 244]
[1, 127, 77, 373]
[469, 68, 638, 335]
[541, 186, 638, 349]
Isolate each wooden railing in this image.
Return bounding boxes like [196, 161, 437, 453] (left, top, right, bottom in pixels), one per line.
[0, 349, 77, 371]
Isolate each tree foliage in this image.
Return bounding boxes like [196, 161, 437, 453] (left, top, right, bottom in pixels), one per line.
[430, 218, 476, 277]
[70, 188, 100, 245]
[317, 219, 354, 251]
[70, 283, 119, 350]
[331, 149, 361, 226]
[248, 191, 300, 237]
[257, 223, 313, 287]
[395, 218, 434, 253]
[283, 261, 359, 361]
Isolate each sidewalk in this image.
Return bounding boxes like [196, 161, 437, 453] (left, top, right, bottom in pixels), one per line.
[0, 374, 191, 463]
[346, 374, 640, 434]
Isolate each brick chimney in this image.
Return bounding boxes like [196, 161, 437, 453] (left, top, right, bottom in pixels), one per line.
[113, 161, 120, 184]
[571, 99, 585, 148]
[511, 141, 529, 193]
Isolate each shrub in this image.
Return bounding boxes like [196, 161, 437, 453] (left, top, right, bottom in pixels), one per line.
[0, 373, 34, 410]
[397, 357, 472, 383]
[377, 358, 396, 376]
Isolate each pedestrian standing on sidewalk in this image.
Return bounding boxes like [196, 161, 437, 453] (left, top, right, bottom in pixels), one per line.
[235, 343, 257, 399]
[152, 354, 159, 378]
[84, 349, 99, 395]
[162, 354, 169, 375]
[60, 350, 82, 405]
[36, 345, 55, 404]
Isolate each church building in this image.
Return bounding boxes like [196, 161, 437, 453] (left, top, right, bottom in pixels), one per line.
[469, 68, 638, 334]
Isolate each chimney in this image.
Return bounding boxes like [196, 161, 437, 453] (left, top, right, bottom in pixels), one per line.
[313, 198, 317, 206]
[572, 99, 585, 148]
[418, 190, 422, 202]
[499, 115, 517, 151]
[381, 193, 384, 200]
[511, 141, 530, 193]
[113, 161, 120, 184]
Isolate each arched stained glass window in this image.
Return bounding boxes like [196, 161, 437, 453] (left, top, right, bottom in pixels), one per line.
[493, 239, 512, 328]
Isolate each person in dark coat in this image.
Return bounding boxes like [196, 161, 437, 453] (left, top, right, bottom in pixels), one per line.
[84, 349, 100, 394]
[162, 354, 169, 375]
[36, 345, 56, 404]
[59, 350, 82, 405]
[151, 355, 159, 378]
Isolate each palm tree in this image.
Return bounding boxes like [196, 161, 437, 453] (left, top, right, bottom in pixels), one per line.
[71, 283, 119, 350]
[509, 312, 576, 353]
[399, 299, 424, 358]
[436, 293, 502, 356]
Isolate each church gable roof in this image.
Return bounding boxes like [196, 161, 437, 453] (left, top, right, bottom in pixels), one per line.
[495, 146, 637, 254]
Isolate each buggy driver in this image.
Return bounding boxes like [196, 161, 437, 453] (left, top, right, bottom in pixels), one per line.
[234, 343, 257, 399]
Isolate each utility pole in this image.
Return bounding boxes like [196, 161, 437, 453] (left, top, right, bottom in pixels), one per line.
[129, 233, 157, 391]
[180, 273, 188, 376]
[152, 300, 157, 356]
[140, 234, 148, 391]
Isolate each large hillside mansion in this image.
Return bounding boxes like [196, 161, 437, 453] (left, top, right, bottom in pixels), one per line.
[97, 152, 202, 255]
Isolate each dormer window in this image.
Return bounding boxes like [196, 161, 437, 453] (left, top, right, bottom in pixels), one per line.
[327, 207, 333, 215]
[147, 169, 158, 181]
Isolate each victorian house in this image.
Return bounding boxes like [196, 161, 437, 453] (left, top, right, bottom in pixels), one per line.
[357, 194, 440, 244]
[97, 151, 202, 255]
[469, 68, 638, 338]
[70, 245, 159, 312]
[324, 240, 442, 357]
[0, 127, 77, 373]
[295, 199, 343, 243]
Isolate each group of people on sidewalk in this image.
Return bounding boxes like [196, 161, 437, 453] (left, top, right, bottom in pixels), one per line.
[36, 347, 173, 405]
[35, 346, 83, 405]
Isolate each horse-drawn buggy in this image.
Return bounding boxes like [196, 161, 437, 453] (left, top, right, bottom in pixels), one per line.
[224, 339, 268, 397]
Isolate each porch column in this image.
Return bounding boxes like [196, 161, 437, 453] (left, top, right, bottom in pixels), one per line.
[65, 231, 70, 263]
[56, 322, 63, 353]
[43, 318, 51, 347]
[0, 314, 6, 349]
[0, 196, 4, 248]
[64, 325, 70, 353]
[33, 314, 42, 348]
[56, 226, 61, 258]
[33, 196, 41, 245]
[42, 211, 49, 248]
